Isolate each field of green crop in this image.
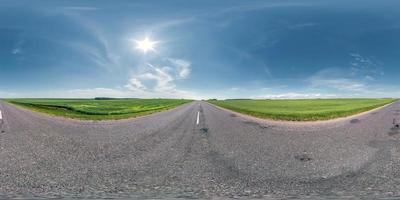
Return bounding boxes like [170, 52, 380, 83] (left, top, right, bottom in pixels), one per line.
[208, 98, 396, 121]
[6, 98, 192, 120]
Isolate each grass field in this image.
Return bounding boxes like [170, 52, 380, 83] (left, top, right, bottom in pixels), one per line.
[6, 98, 192, 120]
[208, 98, 396, 121]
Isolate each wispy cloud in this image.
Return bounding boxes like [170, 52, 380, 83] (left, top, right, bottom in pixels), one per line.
[11, 39, 24, 55]
[66, 42, 114, 69]
[0, 91, 18, 98]
[365, 75, 375, 81]
[124, 78, 146, 91]
[228, 87, 240, 92]
[218, 2, 314, 14]
[349, 53, 384, 77]
[63, 6, 99, 11]
[252, 92, 337, 99]
[167, 58, 191, 79]
[228, 46, 272, 77]
[308, 67, 367, 92]
[308, 53, 385, 93]
[288, 22, 318, 30]
[311, 78, 366, 92]
[136, 64, 176, 91]
[11, 48, 21, 55]
[147, 18, 196, 32]
[55, 10, 121, 71]
[123, 58, 194, 97]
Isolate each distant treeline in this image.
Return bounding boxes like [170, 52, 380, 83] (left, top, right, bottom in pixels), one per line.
[94, 97, 117, 100]
[94, 97, 139, 100]
[222, 99, 253, 100]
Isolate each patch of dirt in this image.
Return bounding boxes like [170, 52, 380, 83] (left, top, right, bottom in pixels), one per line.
[242, 121, 271, 129]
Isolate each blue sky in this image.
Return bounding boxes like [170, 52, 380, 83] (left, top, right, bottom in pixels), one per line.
[1, 0, 400, 99]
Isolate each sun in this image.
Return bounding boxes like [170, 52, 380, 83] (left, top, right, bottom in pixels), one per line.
[134, 37, 158, 53]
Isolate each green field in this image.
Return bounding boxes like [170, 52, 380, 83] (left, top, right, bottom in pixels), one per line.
[208, 98, 396, 121]
[6, 98, 192, 120]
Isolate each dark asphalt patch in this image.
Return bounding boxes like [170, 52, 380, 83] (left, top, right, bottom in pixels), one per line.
[345, 172, 357, 178]
[294, 154, 312, 162]
[388, 125, 400, 136]
[230, 114, 237, 117]
[350, 119, 360, 124]
[200, 128, 208, 133]
[208, 150, 241, 178]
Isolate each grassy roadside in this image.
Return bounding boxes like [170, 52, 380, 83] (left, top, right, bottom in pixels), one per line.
[208, 98, 396, 121]
[6, 98, 193, 120]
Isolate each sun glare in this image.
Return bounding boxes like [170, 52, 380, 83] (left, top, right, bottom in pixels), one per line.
[134, 37, 158, 53]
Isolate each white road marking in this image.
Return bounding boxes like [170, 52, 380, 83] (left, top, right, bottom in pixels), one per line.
[196, 111, 200, 125]
[0, 110, 2, 120]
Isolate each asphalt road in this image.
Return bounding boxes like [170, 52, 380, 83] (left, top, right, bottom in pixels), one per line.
[0, 100, 400, 199]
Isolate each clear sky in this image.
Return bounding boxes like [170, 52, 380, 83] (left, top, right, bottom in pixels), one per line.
[1, 0, 400, 99]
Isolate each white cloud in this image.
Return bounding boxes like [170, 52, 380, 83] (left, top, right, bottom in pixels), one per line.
[252, 92, 337, 99]
[229, 87, 240, 91]
[67, 87, 201, 99]
[349, 53, 373, 65]
[0, 87, 202, 99]
[308, 53, 385, 94]
[65, 88, 128, 98]
[63, 6, 99, 11]
[137, 64, 175, 91]
[124, 78, 146, 91]
[289, 22, 317, 30]
[365, 75, 375, 81]
[308, 67, 367, 92]
[11, 39, 24, 55]
[168, 59, 191, 79]
[0, 91, 18, 98]
[311, 78, 366, 92]
[64, 87, 201, 99]
[12, 48, 21, 54]
[348, 53, 383, 77]
[1, 56, 199, 99]
[67, 42, 112, 69]
[148, 18, 196, 32]
[58, 12, 121, 72]
[219, 2, 313, 14]
[123, 59, 193, 97]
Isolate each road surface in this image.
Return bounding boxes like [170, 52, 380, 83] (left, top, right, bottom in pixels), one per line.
[0, 100, 400, 199]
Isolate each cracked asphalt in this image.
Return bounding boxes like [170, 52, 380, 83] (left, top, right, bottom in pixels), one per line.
[1, 100, 400, 199]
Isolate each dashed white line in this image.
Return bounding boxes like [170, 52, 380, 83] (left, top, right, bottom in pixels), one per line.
[0, 110, 2, 120]
[196, 111, 200, 125]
